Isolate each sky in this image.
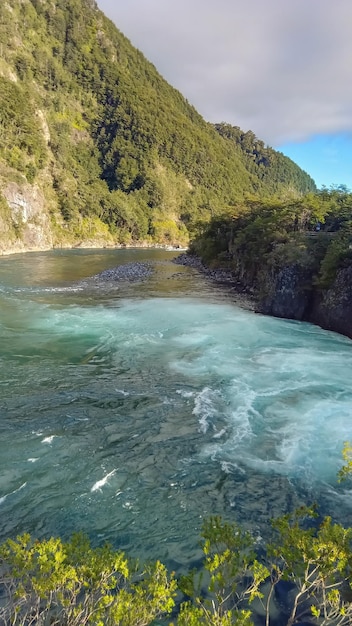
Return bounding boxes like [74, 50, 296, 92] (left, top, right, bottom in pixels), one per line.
[96, 0, 352, 190]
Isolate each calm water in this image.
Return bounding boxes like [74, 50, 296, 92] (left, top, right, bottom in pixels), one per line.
[0, 248, 352, 570]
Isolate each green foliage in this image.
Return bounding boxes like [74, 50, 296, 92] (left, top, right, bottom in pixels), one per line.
[214, 123, 316, 196]
[0, 0, 317, 247]
[268, 507, 352, 625]
[176, 517, 267, 626]
[0, 532, 176, 625]
[313, 187, 352, 286]
[0, 191, 17, 247]
[338, 442, 352, 483]
[191, 189, 352, 295]
[0, 76, 47, 177]
[2, 507, 352, 625]
[176, 510, 352, 626]
[317, 231, 352, 289]
[176, 602, 252, 626]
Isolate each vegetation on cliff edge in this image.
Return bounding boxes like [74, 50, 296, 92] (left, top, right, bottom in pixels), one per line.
[190, 186, 352, 294]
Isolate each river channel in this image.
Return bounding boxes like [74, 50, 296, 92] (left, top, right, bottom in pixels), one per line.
[0, 248, 351, 571]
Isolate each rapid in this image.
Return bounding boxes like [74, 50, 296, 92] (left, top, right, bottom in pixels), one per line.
[0, 248, 351, 570]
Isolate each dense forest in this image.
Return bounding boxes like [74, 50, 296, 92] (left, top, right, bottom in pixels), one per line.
[0, 0, 315, 251]
[188, 185, 352, 336]
[190, 186, 352, 285]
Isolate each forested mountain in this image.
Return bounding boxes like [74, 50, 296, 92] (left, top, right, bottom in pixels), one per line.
[0, 0, 316, 251]
[214, 123, 315, 196]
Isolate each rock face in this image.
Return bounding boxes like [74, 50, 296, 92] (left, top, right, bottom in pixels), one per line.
[257, 263, 352, 339]
[308, 265, 352, 338]
[175, 253, 352, 340]
[259, 264, 314, 321]
[1, 181, 53, 254]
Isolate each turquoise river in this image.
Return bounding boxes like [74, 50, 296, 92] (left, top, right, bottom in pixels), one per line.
[0, 248, 351, 571]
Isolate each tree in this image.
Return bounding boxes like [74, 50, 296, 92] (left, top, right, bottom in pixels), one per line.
[0, 532, 176, 626]
[175, 510, 352, 626]
[338, 442, 352, 483]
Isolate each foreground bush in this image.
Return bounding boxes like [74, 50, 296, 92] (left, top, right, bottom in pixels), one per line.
[0, 533, 176, 625]
[1, 509, 352, 625]
[179, 508, 352, 626]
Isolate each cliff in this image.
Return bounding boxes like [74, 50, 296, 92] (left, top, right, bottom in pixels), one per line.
[259, 262, 352, 339]
[0, 177, 52, 254]
[189, 192, 352, 339]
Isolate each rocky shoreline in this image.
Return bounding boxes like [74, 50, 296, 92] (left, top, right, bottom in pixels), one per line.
[172, 253, 256, 310]
[77, 255, 256, 305]
[91, 261, 153, 283]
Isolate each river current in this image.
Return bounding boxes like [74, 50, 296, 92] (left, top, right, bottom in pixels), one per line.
[0, 248, 351, 570]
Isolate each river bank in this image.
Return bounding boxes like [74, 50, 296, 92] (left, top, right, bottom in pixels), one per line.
[0, 240, 187, 257]
[174, 252, 352, 341]
[172, 252, 256, 311]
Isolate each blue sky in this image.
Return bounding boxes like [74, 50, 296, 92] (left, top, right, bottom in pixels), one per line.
[277, 135, 352, 190]
[97, 0, 352, 191]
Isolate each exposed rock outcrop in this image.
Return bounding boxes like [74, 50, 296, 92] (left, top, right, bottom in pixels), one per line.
[308, 265, 352, 338]
[175, 253, 352, 340]
[0, 181, 53, 254]
[258, 264, 315, 321]
[256, 261, 352, 338]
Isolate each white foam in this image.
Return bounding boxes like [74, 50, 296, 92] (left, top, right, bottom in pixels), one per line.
[115, 389, 130, 396]
[2, 288, 352, 532]
[221, 461, 245, 475]
[213, 428, 226, 439]
[42, 435, 57, 444]
[91, 469, 117, 492]
[176, 389, 194, 398]
[0, 482, 27, 506]
[226, 381, 256, 444]
[245, 456, 288, 475]
[174, 332, 211, 347]
[193, 387, 221, 433]
[40, 287, 84, 293]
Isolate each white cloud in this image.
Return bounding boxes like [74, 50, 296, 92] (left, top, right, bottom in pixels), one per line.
[96, 0, 352, 145]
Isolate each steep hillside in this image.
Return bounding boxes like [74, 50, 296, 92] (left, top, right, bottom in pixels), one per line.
[0, 0, 316, 253]
[214, 123, 315, 196]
